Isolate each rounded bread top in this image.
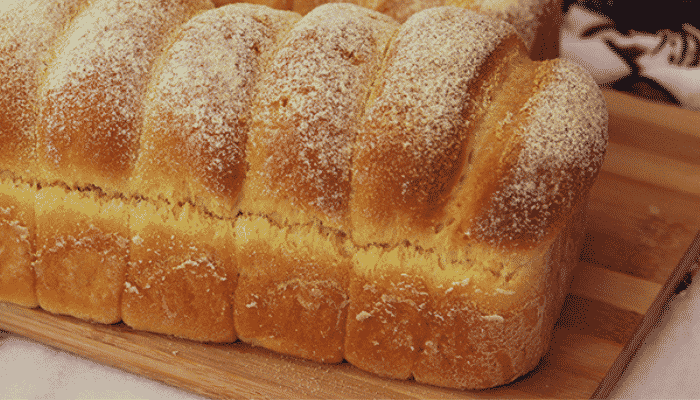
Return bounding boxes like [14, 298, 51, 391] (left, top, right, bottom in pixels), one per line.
[350, 6, 607, 251]
[35, 0, 212, 193]
[351, 7, 521, 247]
[240, 3, 399, 230]
[463, 59, 608, 249]
[0, 0, 87, 176]
[135, 4, 300, 217]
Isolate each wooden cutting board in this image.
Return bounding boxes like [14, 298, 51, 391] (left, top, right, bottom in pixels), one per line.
[1, 89, 700, 399]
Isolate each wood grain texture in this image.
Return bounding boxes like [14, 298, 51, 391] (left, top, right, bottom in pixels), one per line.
[1, 89, 699, 398]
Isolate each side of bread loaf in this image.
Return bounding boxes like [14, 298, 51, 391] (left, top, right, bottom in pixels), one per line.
[124, 3, 300, 343]
[0, 0, 607, 390]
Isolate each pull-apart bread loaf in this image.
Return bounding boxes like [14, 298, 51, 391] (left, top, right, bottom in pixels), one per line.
[0, 0, 608, 390]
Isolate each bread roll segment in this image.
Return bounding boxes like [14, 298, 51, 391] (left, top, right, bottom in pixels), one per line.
[239, 3, 397, 229]
[345, 7, 522, 378]
[36, 0, 213, 193]
[345, 6, 606, 388]
[34, 185, 130, 323]
[133, 3, 299, 218]
[350, 8, 524, 250]
[0, 0, 88, 308]
[33, 0, 213, 323]
[233, 215, 354, 362]
[464, 59, 608, 248]
[124, 3, 298, 342]
[234, 4, 398, 362]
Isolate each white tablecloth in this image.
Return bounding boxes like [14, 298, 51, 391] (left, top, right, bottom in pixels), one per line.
[0, 332, 205, 399]
[610, 269, 700, 398]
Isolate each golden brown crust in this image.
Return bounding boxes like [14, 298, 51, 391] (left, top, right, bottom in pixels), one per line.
[240, 3, 398, 229]
[35, 0, 212, 194]
[0, 177, 38, 307]
[345, 7, 605, 388]
[123, 201, 237, 342]
[0, 0, 88, 176]
[350, 8, 523, 249]
[233, 215, 352, 362]
[135, 4, 299, 217]
[34, 185, 130, 324]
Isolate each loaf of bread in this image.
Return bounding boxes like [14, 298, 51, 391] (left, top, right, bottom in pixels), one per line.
[0, 0, 608, 389]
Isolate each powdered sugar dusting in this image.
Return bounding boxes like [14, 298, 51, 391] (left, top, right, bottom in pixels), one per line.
[246, 3, 398, 225]
[473, 59, 608, 247]
[36, 0, 210, 189]
[139, 4, 299, 212]
[352, 7, 515, 223]
[0, 0, 86, 174]
[363, 7, 514, 157]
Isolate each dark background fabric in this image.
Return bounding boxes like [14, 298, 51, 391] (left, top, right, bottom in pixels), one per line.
[565, 0, 698, 34]
[564, 0, 699, 105]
